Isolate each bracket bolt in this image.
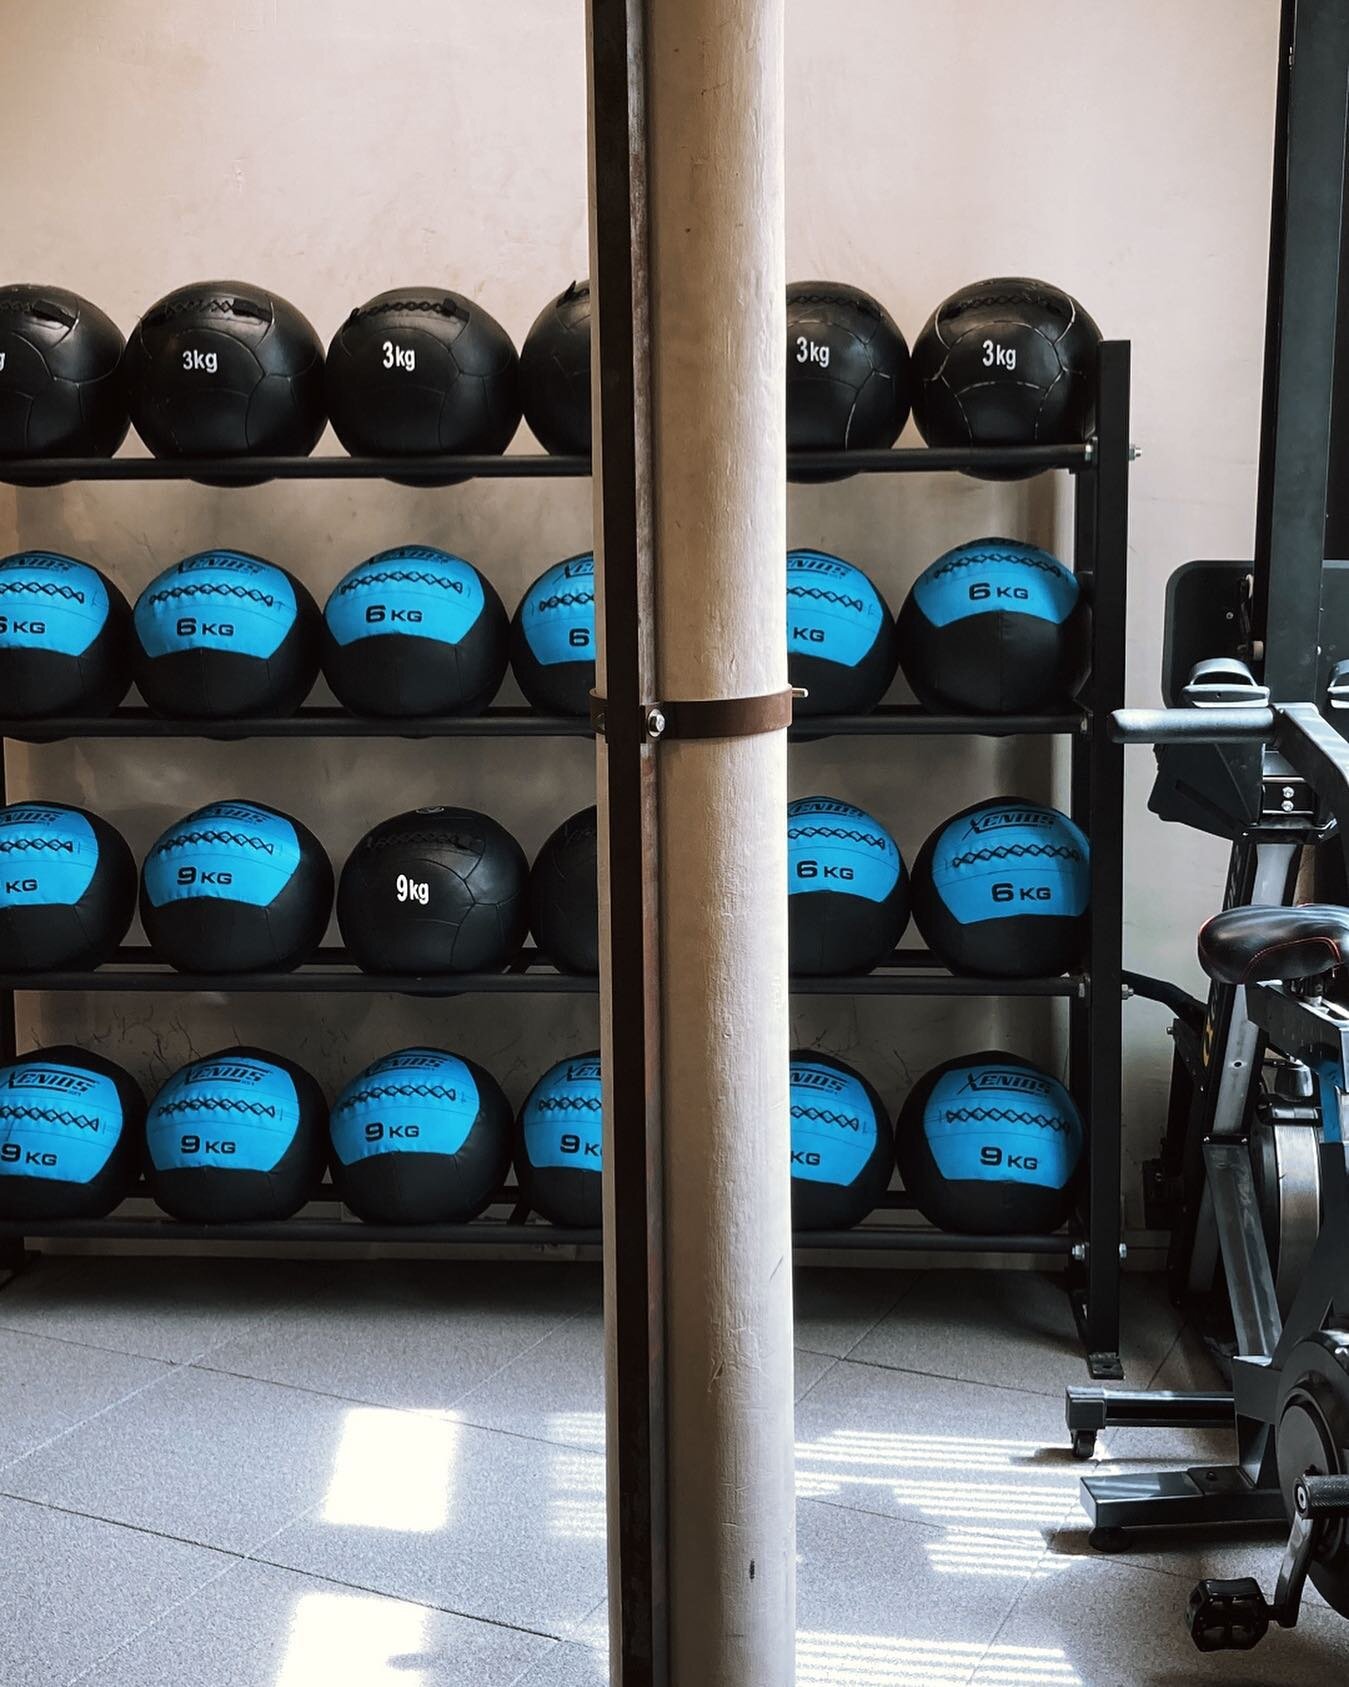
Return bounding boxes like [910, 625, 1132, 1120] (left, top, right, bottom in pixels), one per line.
[646, 708, 666, 739]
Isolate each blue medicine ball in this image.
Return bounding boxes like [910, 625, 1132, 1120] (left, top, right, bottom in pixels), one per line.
[912, 797, 1089, 978]
[788, 796, 909, 975]
[515, 1049, 603, 1228]
[132, 549, 320, 719]
[330, 1046, 512, 1224]
[787, 549, 898, 717]
[146, 1045, 327, 1223]
[0, 552, 132, 719]
[322, 544, 508, 717]
[510, 553, 595, 715]
[140, 799, 332, 974]
[0, 802, 136, 972]
[897, 1051, 1084, 1235]
[897, 538, 1087, 715]
[789, 1051, 893, 1231]
[0, 1046, 144, 1219]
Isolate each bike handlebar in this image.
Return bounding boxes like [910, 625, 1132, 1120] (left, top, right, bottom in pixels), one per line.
[1111, 707, 1276, 745]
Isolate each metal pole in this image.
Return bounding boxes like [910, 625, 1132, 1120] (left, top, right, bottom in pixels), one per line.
[1252, 0, 1349, 700]
[587, 0, 668, 1678]
[1080, 341, 1130, 1377]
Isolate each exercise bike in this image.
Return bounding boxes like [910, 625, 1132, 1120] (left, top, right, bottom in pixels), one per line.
[1067, 693, 1349, 1650]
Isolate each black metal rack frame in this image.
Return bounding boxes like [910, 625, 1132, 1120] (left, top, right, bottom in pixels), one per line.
[0, 345, 1130, 1374]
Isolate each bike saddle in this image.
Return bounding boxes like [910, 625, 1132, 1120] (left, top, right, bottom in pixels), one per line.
[1198, 904, 1349, 985]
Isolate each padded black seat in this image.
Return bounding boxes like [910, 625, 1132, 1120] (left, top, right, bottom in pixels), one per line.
[1198, 904, 1349, 986]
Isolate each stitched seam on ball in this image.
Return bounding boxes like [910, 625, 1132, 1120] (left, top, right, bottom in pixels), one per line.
[144, 296, 270, 323]
[155, 1097, 278, 1120]
[0, 1104, 102, 1130]
[533, 1096, 602, 1113]
[145, 584, 282, 609]
[534, 591, 594, 611]
[335, 570, 464, 596]
[942, 289, 1069, 319]
[149, 830, 277, 856]
[790, 1106, 862, 1128]
[334, 1083, 461, 1110]
[788, 825, 888, 851]
[347, 298, 464, 320]
[790, 290, 882, 317]
[947, 843, 1079, 867]
[0, 836, 75, 855]
[926, 553, 1062, 579]
[0, 581, 87, 602]
[938, 1106, 1071, 1132]
[0, 298, 77, 325]
[786, 587, 867, 612]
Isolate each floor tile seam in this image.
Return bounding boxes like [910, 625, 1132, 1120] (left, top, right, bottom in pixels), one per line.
[239, 1540, 575, 1644]
[0, 1485, 258, 1557]
[1140, 1324, 1188, 1392]
[442, 1311, 600, 1413]
[504, 1642, 572, 1687]
[182, 1357, 610, 1457]
[61, 1549, 249, 1687]
[820, 1349, 1090, 1403]
[831, 1277, 924, 1362]
[791, 1354, 840, 1408]
[0, 1362, 179, 1475]
[174, 1282, 343, 1364]
[0, 1316, 187, 1366]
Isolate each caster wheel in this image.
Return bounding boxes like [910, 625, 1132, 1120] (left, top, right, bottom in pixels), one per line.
[1088, 1527, 1130, 1554]
[1071, 1430, 1097, 1461]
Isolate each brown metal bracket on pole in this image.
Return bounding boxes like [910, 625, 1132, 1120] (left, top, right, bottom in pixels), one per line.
[589, 688, 799, 745]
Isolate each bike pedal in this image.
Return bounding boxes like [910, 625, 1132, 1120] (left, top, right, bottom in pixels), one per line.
[1187, 1577, 1270, 1652]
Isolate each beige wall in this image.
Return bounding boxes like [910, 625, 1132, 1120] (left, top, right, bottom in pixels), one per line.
[0, 0, 1280, 1236]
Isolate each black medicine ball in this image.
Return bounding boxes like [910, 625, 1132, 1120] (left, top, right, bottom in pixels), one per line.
[786, 281, 910, 482]
[322, 545, 509, 718]
[897, 538, 1088, 715]
[911, 798, 1090, 978]
[530, 806, 598, 974]
[0, 1045, 144, 1220]
[0, 551, 132, 719]
[132, 549, 320, 719]
[789, 1051, 893, 1231]
[520, 280, 592, 457]
[911, 278, 1101, 477]
[787, 549, 898, 717]
[510, 552, 595, 716]
[140, 800, 332, 974]
[338, 806, 529, 975]
[897, 1051, 1084, 1235]
[788, 796, 909, 975]
[325, 288, 521, 460]
[0, 803, 135, 971]
[330, 1046, 512, 1224]
[146, 1046, 327, 1223]
[124, 280, 326, 462]
[0, 286, 128, 466]
[515, 1049, 603, 1229]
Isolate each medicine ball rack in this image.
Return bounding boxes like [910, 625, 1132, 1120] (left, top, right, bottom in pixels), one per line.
[0, 339, 1130, 1376]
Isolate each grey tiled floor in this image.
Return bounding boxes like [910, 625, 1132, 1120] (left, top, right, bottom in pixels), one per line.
[0, 1259, 1346, 1686]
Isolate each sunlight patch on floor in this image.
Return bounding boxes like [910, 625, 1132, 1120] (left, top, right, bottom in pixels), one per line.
[321, 1407, 458, 1533]
[276, 1590, 429, 1687]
